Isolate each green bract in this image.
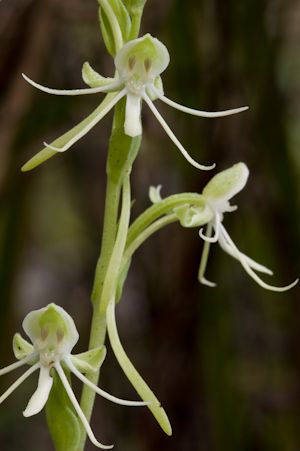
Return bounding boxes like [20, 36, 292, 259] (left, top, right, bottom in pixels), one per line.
[98, 0, 131, 57]
[0, 303, 150, 449]
[21, 34, 248, 172]
[122, 0, 147, 16]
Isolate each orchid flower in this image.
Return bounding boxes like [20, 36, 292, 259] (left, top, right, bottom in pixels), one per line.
[150, 163, 298, 292]
[0, 303, 150, 449]
[22, 34, 248, 172]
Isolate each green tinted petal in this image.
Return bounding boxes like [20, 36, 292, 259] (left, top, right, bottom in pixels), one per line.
[82, 62, 117, 88]
[174, 203, 213, 227]
[69, 346, 106, 373]
[13, 333, 37, 364]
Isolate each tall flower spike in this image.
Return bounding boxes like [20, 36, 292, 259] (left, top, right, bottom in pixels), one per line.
[0, 304, 151, 449]
[151, 164, 298, 292]
[22, 34, 248, 172]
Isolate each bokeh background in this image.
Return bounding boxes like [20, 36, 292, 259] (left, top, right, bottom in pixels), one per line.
[1, 0, 300, 450]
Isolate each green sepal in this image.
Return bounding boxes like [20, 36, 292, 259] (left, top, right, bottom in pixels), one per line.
[45, 370, 81, 451]
[202, 162, 249, 201]
[99, 0, 131, 57]
[13, 333, 38, 364]
[82, 62, 118, 89]
[106, 101, 142, 184]
[68, 346, 106, 373]
[115, 257, 131, 303]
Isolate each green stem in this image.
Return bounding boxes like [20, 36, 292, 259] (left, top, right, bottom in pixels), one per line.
[198, 222, 214, 286]
[120, 213, 178, 275]
[129, 12, 143, 41]
[77, 177, 121, 451]
[127, 193, 205, 246]
[100, 175, 131, 314]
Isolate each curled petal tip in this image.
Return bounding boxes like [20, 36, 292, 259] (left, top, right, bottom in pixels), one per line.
[265, 277, 299, 293]
[199, 228, 219, 243]
[198, 162, 216, 171]
[200, 277, 217, 288]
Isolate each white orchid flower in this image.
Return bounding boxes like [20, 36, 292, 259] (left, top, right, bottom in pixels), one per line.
[150, 163, 298, 291]
[22, 34, 248, 171]
[0, 303, 150, 449]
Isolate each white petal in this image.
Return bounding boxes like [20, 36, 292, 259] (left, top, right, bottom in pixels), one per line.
[142, 92, 215, 171]
[150, 84, 249, 118]
[124, 91, 142, 137]
[43, 89, 127, 153]
[23, 365, 53, 417]
[0, 351, 39, 376]
[218, 230, 273, 275]
[22, 73, 123, 95]
[0, 362, 40, 405]
[219, 224, 299, 292]
[199, 214, 221, 243]
[65, 355, 151, 407]
[55, 363, 113, 449]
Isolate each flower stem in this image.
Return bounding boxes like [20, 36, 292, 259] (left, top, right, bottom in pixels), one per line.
[77, 176, 122, 451]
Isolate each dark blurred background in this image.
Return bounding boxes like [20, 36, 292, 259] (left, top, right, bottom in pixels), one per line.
[0, 0, 300, 450]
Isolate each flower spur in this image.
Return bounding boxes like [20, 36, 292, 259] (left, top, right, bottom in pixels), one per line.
[150, 163, 298, 292]
[0, 303, 150, 449]
[22, 34, 248, 172]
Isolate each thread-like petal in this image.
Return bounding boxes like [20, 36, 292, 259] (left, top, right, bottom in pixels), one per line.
[22, 73, 123, 96]
[150, 84, 249, 118]
[65, 356, 151, 407]
[0, 351, 39, 376]
[43, 89, 127, 153]
[0, 363, 40, 405]
[142, 92, 215, 171]
[220, 224, 298, 291]
[218, 230, 273, 275]
[199, 213, 221, 243]
[55, 363, 113, 449]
